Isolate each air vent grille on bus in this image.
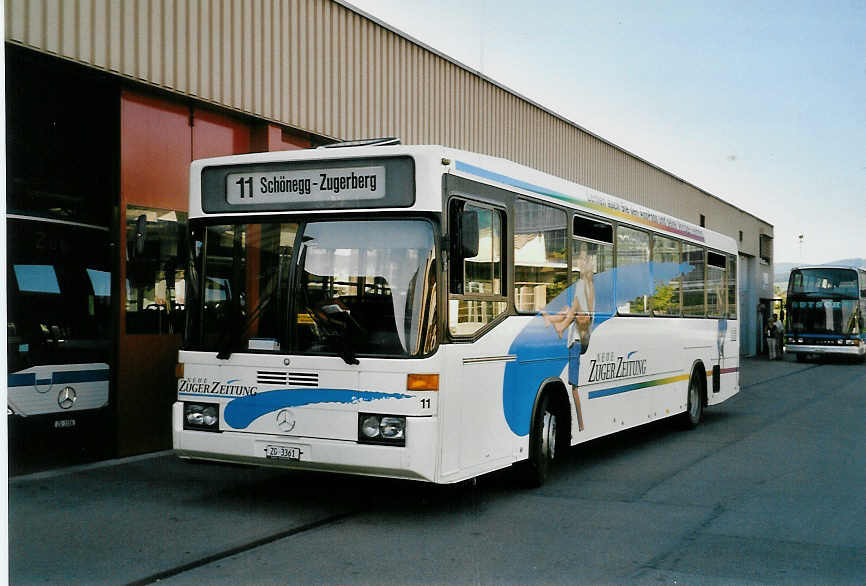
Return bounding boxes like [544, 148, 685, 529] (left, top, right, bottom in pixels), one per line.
[257, 370, 287, 386]
[288, 372, 319, 387]
[256, 370, 319, 387]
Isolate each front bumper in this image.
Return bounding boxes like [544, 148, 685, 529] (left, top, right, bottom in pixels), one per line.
[785, 344, 865, 356]
[171, 402, 439, 482]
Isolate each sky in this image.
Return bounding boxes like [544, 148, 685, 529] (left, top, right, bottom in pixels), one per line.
[345, 0, 864, 265]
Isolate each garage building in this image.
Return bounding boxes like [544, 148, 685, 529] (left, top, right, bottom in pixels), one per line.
[5, 0, 774, 466]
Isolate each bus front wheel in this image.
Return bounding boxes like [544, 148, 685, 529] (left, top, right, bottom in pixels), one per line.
[520, 393, 559, 487]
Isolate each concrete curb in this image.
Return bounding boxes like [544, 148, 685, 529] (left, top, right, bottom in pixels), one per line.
[10, 449, 174, 485]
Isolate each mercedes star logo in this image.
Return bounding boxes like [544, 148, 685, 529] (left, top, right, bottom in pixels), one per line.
[58, 386, 77, 410]
[275, 409, 296, 432]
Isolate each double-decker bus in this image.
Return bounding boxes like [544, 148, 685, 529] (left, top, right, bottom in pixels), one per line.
[784, 266, 866, 362]
[173, 142, 740, 485]
[7, 215, 112, 463]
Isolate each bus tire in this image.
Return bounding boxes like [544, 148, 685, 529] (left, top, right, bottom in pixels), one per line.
[520, 392, 559, 487]
[678, 367, 704, 430]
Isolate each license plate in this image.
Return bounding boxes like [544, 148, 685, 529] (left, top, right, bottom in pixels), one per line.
[54, 419, 77, 429]
[264, 444, 305, 461]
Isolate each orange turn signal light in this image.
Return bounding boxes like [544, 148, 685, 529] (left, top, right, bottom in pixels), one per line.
[407, 374, 439, 391]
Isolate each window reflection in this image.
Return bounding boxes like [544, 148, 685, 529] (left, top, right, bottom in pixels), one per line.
[448, 201, 507, 337]
[514, 199, 567, 312]
[650, 236, 681, 316]
[728, 255, 737, 319]
[682, 244, 705, 316]
[200, 223, 297, 352]
[125, 206, 188, 335]
[13, 265, 61, 294]
[462, 204, 503, 296]
[616, 226, 651, 315]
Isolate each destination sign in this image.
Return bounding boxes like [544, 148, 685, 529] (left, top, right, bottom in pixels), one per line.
[226, 166, 386, 205]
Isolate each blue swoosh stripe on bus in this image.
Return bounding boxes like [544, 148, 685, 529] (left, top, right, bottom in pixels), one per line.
[7, 369, 110, 388]
[500, 260, 695, 436]
[223, 388, 412, 430]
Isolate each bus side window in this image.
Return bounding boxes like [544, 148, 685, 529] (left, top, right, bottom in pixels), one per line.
[513, 199, 567, 313]
[707, 251, 727, 317]
[448, 199, 507, 337]
[681, 244, 705, 316]
[571, 215, 614, 317]
[650, 235, 682, 316]
[728, 255, 737, 319]
[615, 226, 651, 315]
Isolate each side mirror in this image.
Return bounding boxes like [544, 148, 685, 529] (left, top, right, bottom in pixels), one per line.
[459, 210, 480, 259]
[133, 214, 147, 258]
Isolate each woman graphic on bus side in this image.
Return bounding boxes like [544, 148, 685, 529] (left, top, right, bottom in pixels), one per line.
[541, 242, 598, 433]
[542, 242, 596, 352]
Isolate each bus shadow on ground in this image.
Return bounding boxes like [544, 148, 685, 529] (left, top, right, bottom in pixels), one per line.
[790, 354, 865, 365]
[184, 407, 739, 519]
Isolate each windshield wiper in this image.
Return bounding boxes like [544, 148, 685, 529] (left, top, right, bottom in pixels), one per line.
[216, 294, 272, 360]
[216, 245, 291, 360]
[302, 300, 361, 366]
[297, 238, 360, 365]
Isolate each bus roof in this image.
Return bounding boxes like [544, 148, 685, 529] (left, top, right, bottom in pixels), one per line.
[790, 265, 865, 272]
[190, 144, 738, 254]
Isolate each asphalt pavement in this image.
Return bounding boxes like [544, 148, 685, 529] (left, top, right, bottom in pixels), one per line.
[9, 355, 866, 585]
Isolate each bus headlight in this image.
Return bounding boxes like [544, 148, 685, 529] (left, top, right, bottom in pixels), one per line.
[380, 417, 405, 440]
[358, 413, 406, 446]
[184, 402, 220, 431]
[360, 415, 381, 439]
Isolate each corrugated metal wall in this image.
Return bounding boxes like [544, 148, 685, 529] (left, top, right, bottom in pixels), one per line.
[5, 0, 771, 256]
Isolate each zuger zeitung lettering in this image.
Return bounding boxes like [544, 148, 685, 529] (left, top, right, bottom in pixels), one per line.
[319, 171, 377, 194]
[587, 356, 647, 383]
[179, 379, 258, 396]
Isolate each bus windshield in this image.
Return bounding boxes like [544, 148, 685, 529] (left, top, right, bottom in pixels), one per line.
[787, 267, 859, 298]
[7, 218, 112, 373]
[188, 219, 437, 358]
[787, 268, 861, 335]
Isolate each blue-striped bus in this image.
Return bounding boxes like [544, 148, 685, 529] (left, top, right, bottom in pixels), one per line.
[173, 142, 740, 485]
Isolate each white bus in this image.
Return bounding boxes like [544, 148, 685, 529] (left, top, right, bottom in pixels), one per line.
[173, 141, 740, 486]
[7, 215, 112, 463]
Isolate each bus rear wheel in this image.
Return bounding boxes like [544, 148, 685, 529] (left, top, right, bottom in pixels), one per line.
[520, 393, 559, 487]
[678, 369, 704, 429]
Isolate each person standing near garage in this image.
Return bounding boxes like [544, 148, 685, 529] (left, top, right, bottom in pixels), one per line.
[773, 313, 784, 359]
[766, 314, 779, 360]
